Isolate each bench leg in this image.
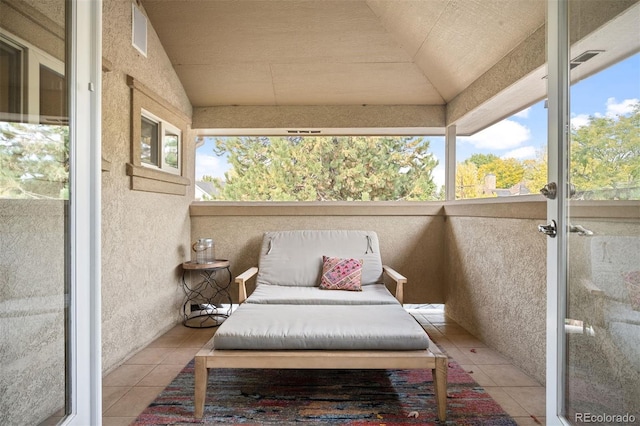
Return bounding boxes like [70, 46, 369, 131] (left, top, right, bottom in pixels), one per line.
[432, 355, 448, 421]
[194, 356, 209, 418]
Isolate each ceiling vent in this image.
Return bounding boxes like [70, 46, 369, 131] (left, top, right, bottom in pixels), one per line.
[542, 50, 604, 78]
[286, 130, 322, 134]
[132, 3, 148, 57]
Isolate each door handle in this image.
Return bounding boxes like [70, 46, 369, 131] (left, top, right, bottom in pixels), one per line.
[569, 224, 593, 236]
[538, 220, 557, 238]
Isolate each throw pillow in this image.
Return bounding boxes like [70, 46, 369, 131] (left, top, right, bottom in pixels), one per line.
[319, 256, 363, 291]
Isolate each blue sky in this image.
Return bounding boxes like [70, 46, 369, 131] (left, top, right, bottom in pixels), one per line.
[196, 53, 639, 187]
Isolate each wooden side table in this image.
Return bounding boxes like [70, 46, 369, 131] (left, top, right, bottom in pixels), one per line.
[181, 260, 232, 328]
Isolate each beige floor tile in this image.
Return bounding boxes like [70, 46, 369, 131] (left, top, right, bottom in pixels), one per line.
[103, 364, 155, 387]
[476, 364, 540, 387]
[103, 387, 165, 417]
[446, 333, 487, 348]
[102, 386, 130, 412]
[137, 364, 185, 387]
[422, 324, 445, 338]
[160, 347, 200, 365]
[124, 347, 173, 365]
[464, 347, 511, 364]
[146, 335, 188, 348]
[441, 346, 475, 365]
[503, 386, 546, 416]
[513, 415, 546, 425]
[483, 387, 530, 417]
[180, 331, 216, 348]
[162, 324, 196, 338]
[459, 364, 498, 387]
[435, 323, 472, 335]
[102, 417, 137, 426]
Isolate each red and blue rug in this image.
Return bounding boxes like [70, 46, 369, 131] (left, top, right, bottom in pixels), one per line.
[133, 359, 517, 425]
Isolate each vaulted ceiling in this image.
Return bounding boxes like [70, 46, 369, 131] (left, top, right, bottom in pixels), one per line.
[141, 0, 639, 134]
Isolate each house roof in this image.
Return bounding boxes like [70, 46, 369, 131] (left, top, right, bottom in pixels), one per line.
[141, 0, 639, 136]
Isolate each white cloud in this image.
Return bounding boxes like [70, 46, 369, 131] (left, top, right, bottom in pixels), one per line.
[605, 97, 639, 117]
[502, 146, 537, 160]
[462, 119, 531, 150]
[513, 107, 531, 119]
[432, 163, 445, 188]
[195, 154, 229, 180]
[570, 113, 591, 129]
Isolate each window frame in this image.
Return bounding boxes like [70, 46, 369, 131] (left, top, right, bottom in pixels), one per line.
[139, 108, 182, 175]
[0, 29, 65, 124]
[126, 75, 190, 195]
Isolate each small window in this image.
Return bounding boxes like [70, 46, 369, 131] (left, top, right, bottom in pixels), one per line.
[140, 109, 181, 175]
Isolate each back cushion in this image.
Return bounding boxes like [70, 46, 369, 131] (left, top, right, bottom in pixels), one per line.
[256, 230, 383, 287]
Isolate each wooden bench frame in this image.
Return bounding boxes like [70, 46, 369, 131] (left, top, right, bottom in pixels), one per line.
[194, 265, 448, 421]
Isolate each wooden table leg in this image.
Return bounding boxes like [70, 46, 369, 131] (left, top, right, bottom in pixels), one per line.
[194, 356, 209, 418]
[433, 355, 448, 421]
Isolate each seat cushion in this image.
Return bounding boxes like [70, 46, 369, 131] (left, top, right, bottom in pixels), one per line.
[256, 230, 383, 287]
[214, 304, 429, 350]
[245, 283, 400, 305]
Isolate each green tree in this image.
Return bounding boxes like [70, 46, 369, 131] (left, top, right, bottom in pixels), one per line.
[211, 136, 439, 201]
[0, 122, 69, 199]
[523, 149, 548, 195]
[465, 153, 500, 169]
[570, 105, 640, 199]
[478, 157, 526, 189]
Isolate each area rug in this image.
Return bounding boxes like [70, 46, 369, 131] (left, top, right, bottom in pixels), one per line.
[132, 357, 516, 425]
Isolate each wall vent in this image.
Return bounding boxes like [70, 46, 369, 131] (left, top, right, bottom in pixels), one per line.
[286, 130, 322, 134]
[132, 3, 148, 57]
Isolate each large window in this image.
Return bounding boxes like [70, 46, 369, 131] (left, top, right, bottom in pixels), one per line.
[196, 135, 444, 201]
[455, 101, 548, 200]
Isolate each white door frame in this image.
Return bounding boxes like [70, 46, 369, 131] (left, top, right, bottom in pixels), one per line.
[62, 0, 102, 424]
[546, 0, 571, 424]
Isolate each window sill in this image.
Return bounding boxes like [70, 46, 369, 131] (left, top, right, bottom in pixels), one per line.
[126, 163, 190, 195]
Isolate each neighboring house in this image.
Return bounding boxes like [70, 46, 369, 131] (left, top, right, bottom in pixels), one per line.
[195, 181, 216, 201]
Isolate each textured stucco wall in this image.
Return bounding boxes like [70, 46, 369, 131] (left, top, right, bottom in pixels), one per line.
[445, 216, 547, 384]
[0, 200, 66, 425]
[101, 0, 195, 373]
[190, 214, 446, 303]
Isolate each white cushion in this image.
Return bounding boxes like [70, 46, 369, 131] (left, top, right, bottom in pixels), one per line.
[245, 283, 399, 305]
[214, 304, 429, 350]
[256, 230, 383, 287]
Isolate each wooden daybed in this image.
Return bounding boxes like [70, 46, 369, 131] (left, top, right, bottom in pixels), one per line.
[194, 230, 448, 421]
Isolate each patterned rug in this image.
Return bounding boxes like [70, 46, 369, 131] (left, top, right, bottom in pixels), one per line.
[133, 359, 517, 425]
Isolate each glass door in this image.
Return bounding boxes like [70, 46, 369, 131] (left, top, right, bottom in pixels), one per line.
[564, 37, 640, 426]
[545, 0, 640, 424]
[0, 1, 70, 424]
[1, 0, 101, 424]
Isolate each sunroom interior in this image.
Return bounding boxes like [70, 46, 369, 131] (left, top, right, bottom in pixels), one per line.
[1, 0, 639, 424]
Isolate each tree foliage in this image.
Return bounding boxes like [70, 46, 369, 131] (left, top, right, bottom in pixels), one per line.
[570, 105, 640, 199]
[0, 122, 69, 199]
[210, 136, 440, 201]
[455, 161, 481, 199]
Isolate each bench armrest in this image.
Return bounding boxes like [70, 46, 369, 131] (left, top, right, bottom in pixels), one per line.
[383, 265, 407, 303]
[236, 267, 259, 303]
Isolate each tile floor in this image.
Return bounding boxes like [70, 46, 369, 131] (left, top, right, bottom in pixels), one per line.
[101, 305, 546, 426]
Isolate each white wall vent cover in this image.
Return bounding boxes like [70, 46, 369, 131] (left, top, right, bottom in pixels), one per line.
[132, 3, 148, 57]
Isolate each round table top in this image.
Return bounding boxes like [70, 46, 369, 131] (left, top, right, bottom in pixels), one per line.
[182, 259, 230, 270]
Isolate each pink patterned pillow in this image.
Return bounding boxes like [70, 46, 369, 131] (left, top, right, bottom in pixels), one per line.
[319, 256, 363, 291]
